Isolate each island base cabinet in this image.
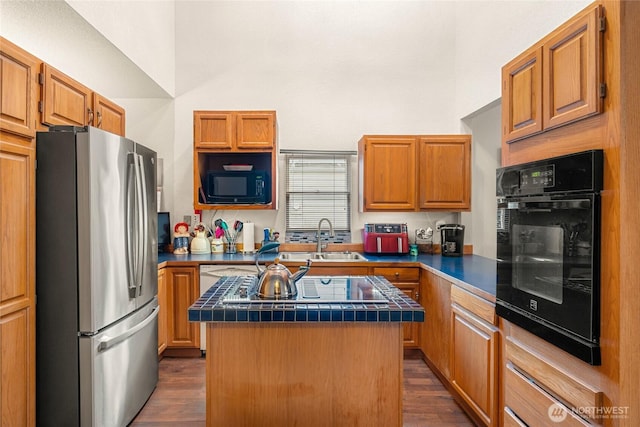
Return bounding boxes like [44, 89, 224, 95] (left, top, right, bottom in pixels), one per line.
[206, 322, 403, 426]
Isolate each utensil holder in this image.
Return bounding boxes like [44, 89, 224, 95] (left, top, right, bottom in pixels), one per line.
[226, 242, 237, 254]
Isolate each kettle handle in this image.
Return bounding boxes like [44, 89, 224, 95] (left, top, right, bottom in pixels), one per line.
[255, 241, 282, 276]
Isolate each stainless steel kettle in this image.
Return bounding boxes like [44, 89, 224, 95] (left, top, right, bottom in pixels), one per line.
[254, 242, 311, 299]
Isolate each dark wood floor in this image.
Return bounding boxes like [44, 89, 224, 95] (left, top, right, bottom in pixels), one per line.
[130, 354, 474, 427]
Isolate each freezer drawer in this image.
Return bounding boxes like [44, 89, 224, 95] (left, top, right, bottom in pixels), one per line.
[79, 298, 159, 426]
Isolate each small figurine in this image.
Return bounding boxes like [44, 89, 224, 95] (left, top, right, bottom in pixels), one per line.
[173, 222, 190, 255]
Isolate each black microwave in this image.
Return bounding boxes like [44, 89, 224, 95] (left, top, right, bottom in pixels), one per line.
[205, 170, 271, 204]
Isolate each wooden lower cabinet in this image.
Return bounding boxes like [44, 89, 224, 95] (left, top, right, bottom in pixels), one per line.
[373, 267, 421, 348]
[0, 307, 35, 427]
[157, 267, 168, 355]
[503, 334, 602, 426]
[450, 286, 499, 427]
[165, 266, 200, 351]
[420, 271, 451, 378]
[0, 132, 36, 426]
[305, 265, 369, 277]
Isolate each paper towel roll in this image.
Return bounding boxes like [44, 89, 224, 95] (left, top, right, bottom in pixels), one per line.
[242, 222, 255, 253]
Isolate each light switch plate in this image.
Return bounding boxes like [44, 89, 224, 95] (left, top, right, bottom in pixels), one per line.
[183, 214, 198, 229]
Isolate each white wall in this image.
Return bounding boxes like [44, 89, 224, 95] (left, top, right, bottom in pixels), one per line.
[66, 0, 176, 97]
[0, 0, 170, 99]
[1, 0, 594, 251]
[460, 101, 501, 259]
[174, 0, 460, 237]
[453, 0, 592, 119]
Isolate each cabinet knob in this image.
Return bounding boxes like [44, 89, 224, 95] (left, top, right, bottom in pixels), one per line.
[394, 272, 400, 277]
[96, 111, 102, 127]
[87, 108, 94, 125]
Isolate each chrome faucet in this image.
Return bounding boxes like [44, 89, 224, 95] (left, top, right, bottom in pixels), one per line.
[316, 218, 334, 253]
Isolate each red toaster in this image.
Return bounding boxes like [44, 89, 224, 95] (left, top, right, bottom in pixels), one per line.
[363, 223, 409, 254]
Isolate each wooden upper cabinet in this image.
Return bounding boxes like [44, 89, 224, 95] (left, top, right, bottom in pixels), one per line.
[93, 93, 125, 136]
[359, 136, 417, 211]
[502, 3, 603, 144]
[418, 135, 471, 210]
[543, 4, 603, 130]
[236, 112, 275, 149]
[194, 111, 234, 149]
[359, 134, 471, 212]
[40, 64, 126, 136]
[40, 63, 92, 127]
[0, 37, 41, 137]
[502, 47, 543, 142]
[194, 111, 275, 150]
[193, 110, 277, 210]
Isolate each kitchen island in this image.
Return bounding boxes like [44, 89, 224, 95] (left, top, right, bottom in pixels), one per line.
[189, 275, 424, 427]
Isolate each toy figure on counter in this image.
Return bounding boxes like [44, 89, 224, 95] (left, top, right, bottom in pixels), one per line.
[173, 222, 190, 254]
[262, 228, 280, 245]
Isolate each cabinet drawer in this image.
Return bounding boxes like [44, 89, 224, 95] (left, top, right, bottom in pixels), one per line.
[503, 407, 527, 427]
[372, 267, 419, 283]
[505, 363, 591, 427]
[505, 337, 602, 417]
[451, 285, 495, 325]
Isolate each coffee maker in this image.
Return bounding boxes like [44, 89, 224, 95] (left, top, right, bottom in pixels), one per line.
[439, 224, 465, 256]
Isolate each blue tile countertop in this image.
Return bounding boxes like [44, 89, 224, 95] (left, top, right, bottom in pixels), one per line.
[366, 253, 497, 298]
[188, 275, 425, 324]
[160, 252, 497, 299]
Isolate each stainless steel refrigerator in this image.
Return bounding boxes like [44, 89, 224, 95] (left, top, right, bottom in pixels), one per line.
[36, 126, 159, 426]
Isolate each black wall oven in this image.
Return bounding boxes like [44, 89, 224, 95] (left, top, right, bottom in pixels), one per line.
[496, 150, 603, 365]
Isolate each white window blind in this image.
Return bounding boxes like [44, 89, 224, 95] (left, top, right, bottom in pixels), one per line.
[285, 153, 351, 231]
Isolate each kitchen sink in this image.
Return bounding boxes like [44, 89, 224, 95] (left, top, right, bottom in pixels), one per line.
[279, 252, 368, 262]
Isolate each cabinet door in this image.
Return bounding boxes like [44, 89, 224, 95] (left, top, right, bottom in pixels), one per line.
[194, 111, 234, 149]
[157, 268, 168, 355]
[373, 267, 421, 348]
[0, 138, 35, 427]
[0, 141, 34, 308]
[504, 363, 591, 427]
[543, 4, 603, 130]
[0, 308, 35, 427]
[0, 37, 41, 137]
[420, 272, 451, 378]
[450, 304, 499, 427]
[418, 135, 471, 210]
[360, 136, 417, 211]
[501, 46, 543, 143]
[235, 112, 275, 149]
[93, 93, 125, 136]
[166, 267, 200, 348]
[40, 63, 92, 127]
[396, 283, 420, 348]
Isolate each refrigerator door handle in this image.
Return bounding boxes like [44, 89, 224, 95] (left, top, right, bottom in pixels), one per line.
[136, 153, 149, 297]
[97, 306, 159, 352]
[126, 152, 137, 296]
[132, 153, 144, 294]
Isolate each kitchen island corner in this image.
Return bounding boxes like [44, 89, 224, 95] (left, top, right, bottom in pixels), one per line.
[189, 275, 424, 426]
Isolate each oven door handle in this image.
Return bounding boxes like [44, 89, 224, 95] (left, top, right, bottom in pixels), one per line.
[500, 198, 592, 211]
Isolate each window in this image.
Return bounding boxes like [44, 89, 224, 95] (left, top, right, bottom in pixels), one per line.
[285, 152, 352, 233]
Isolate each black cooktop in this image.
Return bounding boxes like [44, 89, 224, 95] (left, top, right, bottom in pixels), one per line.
[221, 276, 389, 304]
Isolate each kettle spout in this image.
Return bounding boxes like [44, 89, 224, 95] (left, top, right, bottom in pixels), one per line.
[291, 259, 312, 283]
